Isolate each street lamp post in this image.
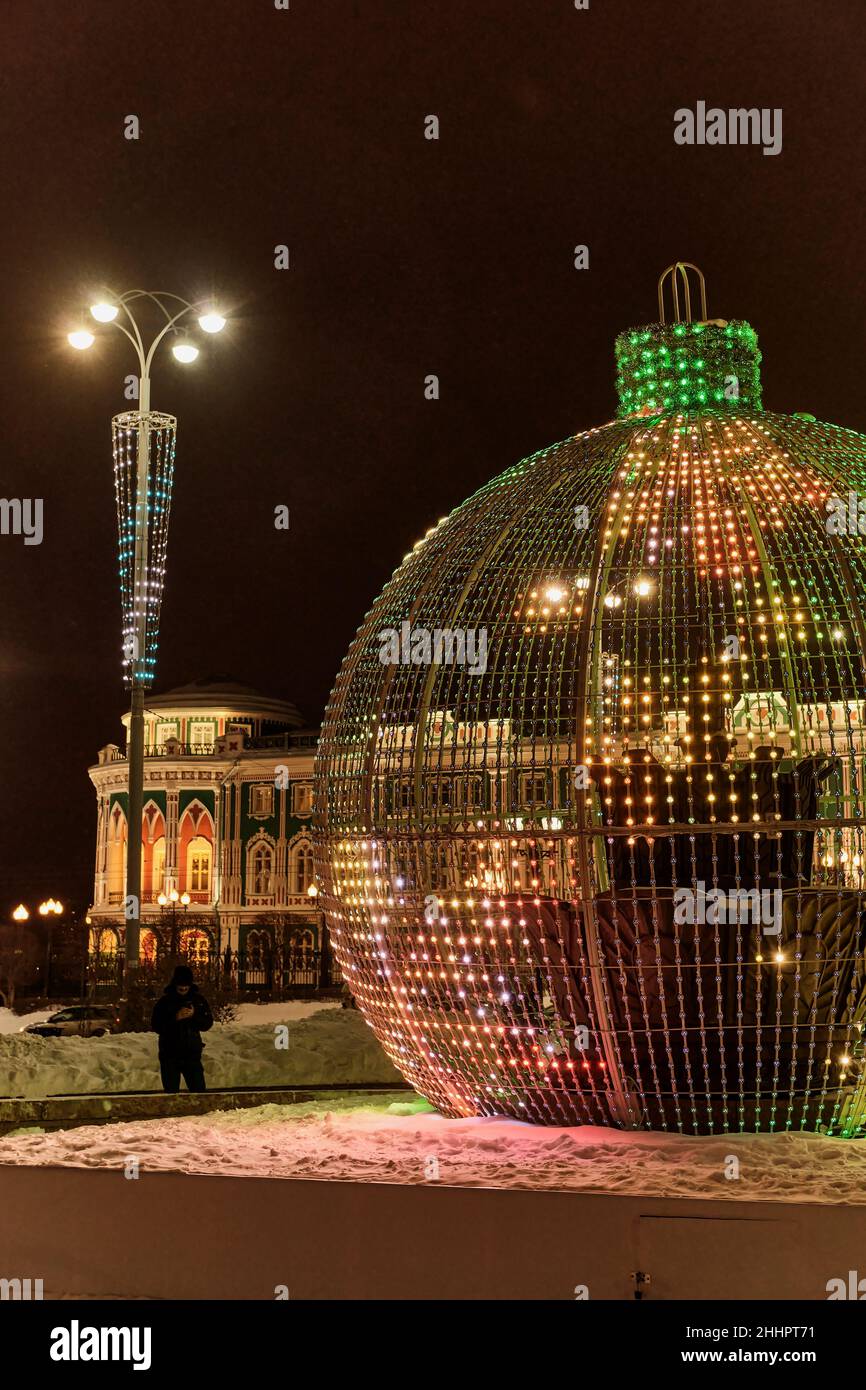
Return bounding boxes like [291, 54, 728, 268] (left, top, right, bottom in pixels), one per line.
[8, 900, 63, 1000]
[69, 291, 227, 987]
[38, 898, 63, 997]
[157, 889, 190, 962]
[83, 913, 92, 999]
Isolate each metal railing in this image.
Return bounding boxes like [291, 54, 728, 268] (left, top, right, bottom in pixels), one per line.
[87, 947, 342, 997]
[104, 744, 217, 761]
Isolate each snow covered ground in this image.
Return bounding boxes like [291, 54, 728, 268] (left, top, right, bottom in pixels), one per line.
[2, 1090, 866, 1205]
[4, 1002, 866, 1206]
[0, 1006, 402, 1097]
[233, 1001, 335, 1026]
[0, 1000, 332, 1036]
[0, 1007, 54, 1034]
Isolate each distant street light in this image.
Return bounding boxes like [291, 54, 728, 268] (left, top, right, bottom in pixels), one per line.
[9, 901, 64, 997]
[67, 288, 228, 987]
[157, 886, 191, 961]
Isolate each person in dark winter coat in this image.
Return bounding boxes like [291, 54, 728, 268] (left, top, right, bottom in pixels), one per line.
[150, 964, 214, 1093]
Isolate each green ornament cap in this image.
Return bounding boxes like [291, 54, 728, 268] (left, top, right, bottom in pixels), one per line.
[614, 263, 762, 418]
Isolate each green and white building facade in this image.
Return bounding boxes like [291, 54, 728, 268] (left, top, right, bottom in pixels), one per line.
[87, 679, 329, 987]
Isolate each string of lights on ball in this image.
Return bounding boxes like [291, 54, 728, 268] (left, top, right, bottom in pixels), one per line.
[315, 264, 866, 1137]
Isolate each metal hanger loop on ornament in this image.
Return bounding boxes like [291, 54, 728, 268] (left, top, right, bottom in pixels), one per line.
[658, 261, 708, 324]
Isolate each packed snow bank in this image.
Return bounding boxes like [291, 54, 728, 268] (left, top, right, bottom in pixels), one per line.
[0, 1008, 54, 1035]
[0, 1008, 403, 1098]
[0, 1001, 331, 1036]
[1, 1092, 865, 1205]
[233, 1001, 335, 1026]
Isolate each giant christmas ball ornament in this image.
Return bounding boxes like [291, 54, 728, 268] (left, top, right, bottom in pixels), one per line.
[315, 265, 866, 1135]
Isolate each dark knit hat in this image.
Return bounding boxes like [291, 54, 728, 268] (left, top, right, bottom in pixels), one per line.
[171, 964, 194, 987]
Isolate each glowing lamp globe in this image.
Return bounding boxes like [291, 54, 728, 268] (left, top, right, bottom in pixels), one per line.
[171, 342, 199, 364]
[315, 264, 866, 1135]
[90, 302, 119, 323]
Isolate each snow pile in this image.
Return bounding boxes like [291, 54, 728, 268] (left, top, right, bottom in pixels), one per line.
[2, 1092, 866, 1204]
[0, 1007, 402, 1098]
[233, 1001, 335, 1026]
[0, 1000, 331, 1036]
[0, 1008, 54, 1035]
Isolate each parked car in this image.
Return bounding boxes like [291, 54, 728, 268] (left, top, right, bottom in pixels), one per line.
[20, 1005, 121, 1038]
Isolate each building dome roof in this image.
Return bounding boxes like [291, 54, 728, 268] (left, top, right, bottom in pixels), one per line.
[144, 676, 304, 726]
[316, 267, 866, 1136]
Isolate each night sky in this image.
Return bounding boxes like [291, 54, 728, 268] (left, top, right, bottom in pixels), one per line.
[2, 0, 865, 912]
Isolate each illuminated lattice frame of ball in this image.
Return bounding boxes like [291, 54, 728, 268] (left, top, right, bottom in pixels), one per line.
[315, 321, 866, 1136]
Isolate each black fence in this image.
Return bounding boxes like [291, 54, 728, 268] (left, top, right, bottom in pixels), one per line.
[87, 946, 342, 998]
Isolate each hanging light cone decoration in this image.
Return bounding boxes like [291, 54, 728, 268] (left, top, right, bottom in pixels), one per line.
[315, 263, 866, 1135]
[112, 410, 177, 685]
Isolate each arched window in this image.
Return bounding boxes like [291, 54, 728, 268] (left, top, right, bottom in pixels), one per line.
[187, 835, 212, 894]
[108, 805, 127, 898]
[248, 840, 274, 897]
[180, 928, 210, 966]
[151, 836, 166, 898]
[93, 928, 118, 958]
[294, 840, 314, 894]
[294, 928, 315, 959]
[244, 928, 271, 985]
[178, 803, 214, 897]
[139, 929, 158, 964]
[246, 929, 269, 970]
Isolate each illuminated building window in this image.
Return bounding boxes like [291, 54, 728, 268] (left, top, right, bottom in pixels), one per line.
[294, 840, 314, 894]
[246, 929, 269, 972]
[248, 840, 274, 897]
[187, 836, 212, 894]
[151, 835, 166, 898]
[291, 782, 314, 816]
[180, 928, 210, 965]
[251, 784, 274, 817]
[520, 772, 548, 808]
[426, 778, 454, 810]
[139, 929, 158, 964]
[463, 775, 484, 809]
